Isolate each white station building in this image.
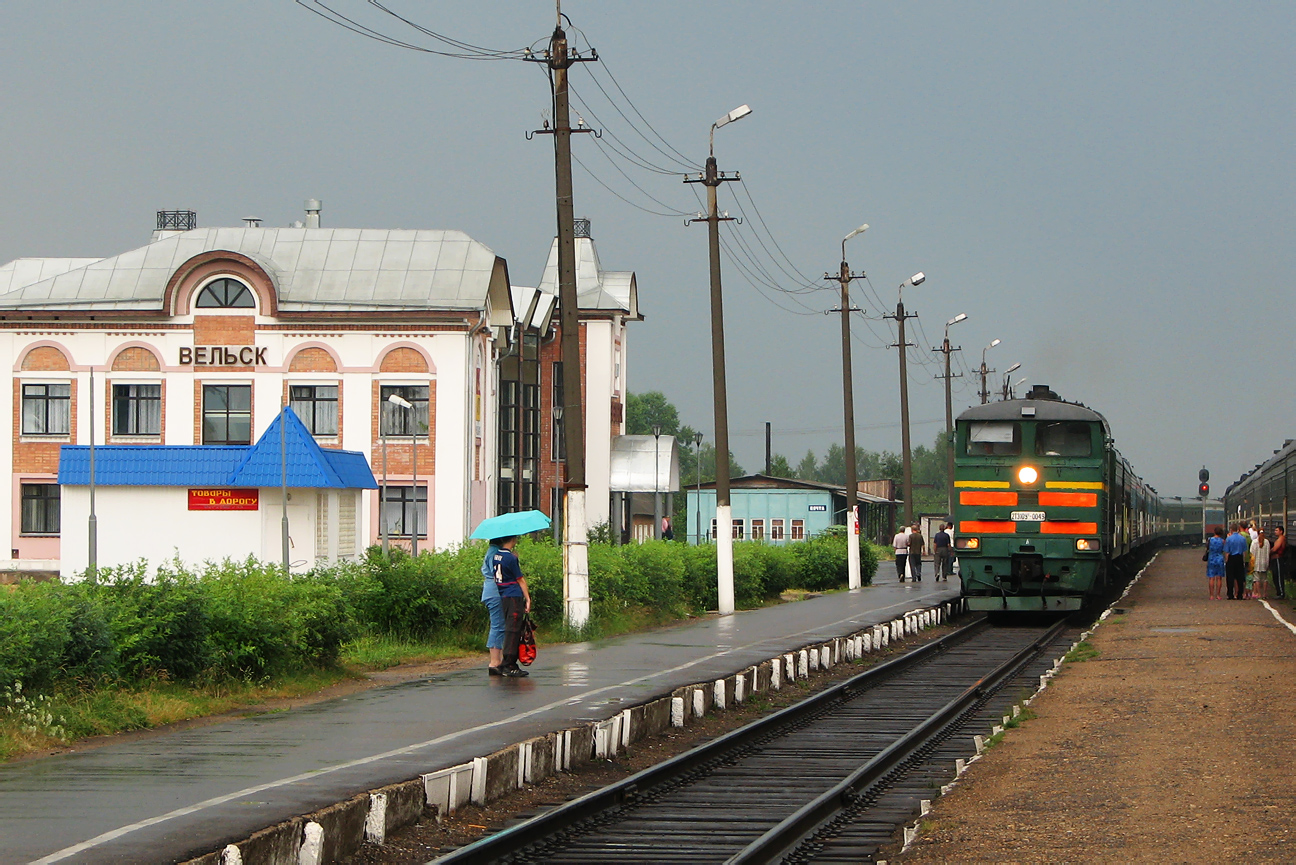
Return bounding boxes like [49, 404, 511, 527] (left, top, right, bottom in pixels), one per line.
[0, 205, 639, 577]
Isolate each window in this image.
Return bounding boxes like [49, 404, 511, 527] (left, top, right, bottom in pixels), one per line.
[112, 384, 161, 436]
[791, 519, 806, 541]
[380, 385, 429, 436]
[1034, 421, 1093, 457]
[290, 385, 339, 436]
[733, 519, 745, 540]
[751, 519, 765, 541]
[21, 383, 71, 435]
[382, 485, 426, 538]
[21, 484, 60, 535]
[966, 421, 1021, 456]
[711, 519, 717, 541]
[770, 519, 785, 541]
[202, 384, 252, 445]
[196, 278, 255, 309]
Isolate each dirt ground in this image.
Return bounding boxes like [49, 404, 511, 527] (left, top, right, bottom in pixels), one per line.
[894, 548, 1296, 864]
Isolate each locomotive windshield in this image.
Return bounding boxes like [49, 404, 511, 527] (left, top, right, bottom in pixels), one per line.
[1034, 421, 1093, 456]
[967, 422, 1021, 455]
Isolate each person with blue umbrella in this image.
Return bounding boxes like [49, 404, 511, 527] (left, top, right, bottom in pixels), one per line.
[488, 536, 532, 677]
[480, 539, 505, 676]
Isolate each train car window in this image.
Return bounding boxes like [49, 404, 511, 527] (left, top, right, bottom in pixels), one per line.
[1035, 422, 1093, 456]
[967, 422, 1021, 455]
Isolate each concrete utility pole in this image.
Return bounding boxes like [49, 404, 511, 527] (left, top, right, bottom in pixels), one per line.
[933, 313, 966, 517]
[685, 103, 750, 615]
[979, 338, 1000, 405]
[886, 273, 925, 524]
[826, 224, 868, 590]
[88, 366, 97, 578]
[527, 10, 598, 628]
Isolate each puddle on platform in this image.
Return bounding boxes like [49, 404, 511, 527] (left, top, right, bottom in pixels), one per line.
[1149, 627, 1200, 634]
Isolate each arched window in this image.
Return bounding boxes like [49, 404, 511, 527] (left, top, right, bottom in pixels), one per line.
[195, 278, 255, 309]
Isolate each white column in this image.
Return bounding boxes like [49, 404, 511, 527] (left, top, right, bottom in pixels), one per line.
[565, 489, 590, 628]
[717, 504, 735, 614]
[847, 508, 862, 589]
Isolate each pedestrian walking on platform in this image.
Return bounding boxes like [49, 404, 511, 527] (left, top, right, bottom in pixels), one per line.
[489, 536, 532, 678]
[933, 523, 953, 581]
[1251, 528, 1271, 600]
[907, 523, 925, 582]
[893, 526, 910, 581]
[1224, 524, 1248, 600]
[480, 541, 505, 675]
[1272, 525, 1287, 599]
[1206, 527, 1226, 600]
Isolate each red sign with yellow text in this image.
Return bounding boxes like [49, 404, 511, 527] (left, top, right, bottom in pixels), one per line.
[188, 488, 259, 511]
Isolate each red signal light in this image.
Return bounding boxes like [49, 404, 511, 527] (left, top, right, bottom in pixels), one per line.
[1198, 482, 1209, 497]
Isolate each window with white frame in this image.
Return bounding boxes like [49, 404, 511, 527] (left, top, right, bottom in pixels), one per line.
[791, 519, 806, 541]
[195, 277, 255, 309]
[751, 519, 765, 541]
[22, 383, 71, 435]
[112, 384, 161, 436]
[770, 519, 785, 541]
[290, 385, 339, 436]
[733, 519, 745, 540]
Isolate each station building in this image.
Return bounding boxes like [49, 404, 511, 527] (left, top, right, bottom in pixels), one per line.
[0, 205, 638, 577]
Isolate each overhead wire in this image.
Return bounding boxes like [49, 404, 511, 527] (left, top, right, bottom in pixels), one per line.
[297, 1, 529, 59]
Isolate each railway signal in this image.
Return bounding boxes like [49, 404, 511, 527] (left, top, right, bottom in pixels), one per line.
[1199, 481, 1210, 497]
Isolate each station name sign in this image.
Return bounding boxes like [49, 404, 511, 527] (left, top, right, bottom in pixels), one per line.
[188, 488, 260, 511]
[179, 346, 267, 366]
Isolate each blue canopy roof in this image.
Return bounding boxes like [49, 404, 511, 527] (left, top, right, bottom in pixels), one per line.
[59, 407, 377, 489]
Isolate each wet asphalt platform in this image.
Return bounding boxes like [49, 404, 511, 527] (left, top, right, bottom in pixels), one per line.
[1, 574, 957, 864]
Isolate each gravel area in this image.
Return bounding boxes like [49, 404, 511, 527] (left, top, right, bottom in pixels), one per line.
[894, 547, 1296, 863]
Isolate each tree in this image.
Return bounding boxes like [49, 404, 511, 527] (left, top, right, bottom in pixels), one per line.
[625, 391, 680, 437]
[796, 450, 818, 480]
[768, 453, 793, 478]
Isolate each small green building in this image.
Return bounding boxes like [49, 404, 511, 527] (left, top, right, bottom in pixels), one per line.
[684, 474, 895, 545]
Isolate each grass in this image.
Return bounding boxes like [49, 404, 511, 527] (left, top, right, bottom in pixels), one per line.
[1063, 640, 1100, 663]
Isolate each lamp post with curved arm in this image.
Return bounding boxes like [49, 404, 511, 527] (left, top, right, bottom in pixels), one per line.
[979, 338, 1001, 405]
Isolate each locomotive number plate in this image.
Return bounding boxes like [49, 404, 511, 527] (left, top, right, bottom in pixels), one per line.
[1011, 510, 1046, 522]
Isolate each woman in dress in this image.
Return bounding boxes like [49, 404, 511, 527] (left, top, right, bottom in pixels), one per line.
[1206, 526, 1226, 600]
[1251, 528, 1271, 600]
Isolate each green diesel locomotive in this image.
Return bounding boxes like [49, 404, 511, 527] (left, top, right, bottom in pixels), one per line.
[953, 385, 1163, 613]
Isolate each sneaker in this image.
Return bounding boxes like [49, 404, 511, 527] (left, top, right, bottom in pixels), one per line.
[501, 667, 530, 678]
[488, 666, 502, 676]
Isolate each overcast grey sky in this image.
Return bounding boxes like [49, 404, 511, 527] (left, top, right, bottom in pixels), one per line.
[2, 2, 1291, 498]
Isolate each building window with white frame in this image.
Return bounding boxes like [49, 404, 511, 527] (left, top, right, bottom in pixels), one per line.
[195, 277, 255, 309]
[791, 519, 806, 541]
[733, 519, 745, 540]
[380, 385, 429, 436]
[112, 384, 161, 436]
[202, 384, 252, 445]
[21, 383, 71, 435]
[20, 483, 60, 535]
[770, 518, 785, 541]
[382, 485, 426, 538]
[751, 519, 765, 541]
[290, 385, 339, 436]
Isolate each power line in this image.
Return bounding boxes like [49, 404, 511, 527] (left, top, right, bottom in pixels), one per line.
[296, 1, 529, 59]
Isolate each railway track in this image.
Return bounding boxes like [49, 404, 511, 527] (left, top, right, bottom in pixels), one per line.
[432, 617, 1072, 864]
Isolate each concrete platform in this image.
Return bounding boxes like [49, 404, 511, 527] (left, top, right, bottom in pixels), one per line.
[0, 574, 957, 865]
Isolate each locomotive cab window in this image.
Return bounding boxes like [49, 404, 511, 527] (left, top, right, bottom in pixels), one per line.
[966, 422, 1021, 456]
[1034, 422, 1093, 456]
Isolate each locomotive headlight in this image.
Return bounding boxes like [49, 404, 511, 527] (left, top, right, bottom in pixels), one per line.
[1075, 538, 1100, 552]
[955, 536, 980, 550]
[1017, 465, 1039, 485]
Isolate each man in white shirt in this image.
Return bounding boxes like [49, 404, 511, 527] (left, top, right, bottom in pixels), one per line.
[893, 526, 911, 582]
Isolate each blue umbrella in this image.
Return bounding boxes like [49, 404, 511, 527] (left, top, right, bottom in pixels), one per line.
[470, 509, 552, 540]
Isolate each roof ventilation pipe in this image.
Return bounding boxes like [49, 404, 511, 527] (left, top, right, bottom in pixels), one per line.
[1026, 384, 1060, 401]
[304, 199, 322, 228]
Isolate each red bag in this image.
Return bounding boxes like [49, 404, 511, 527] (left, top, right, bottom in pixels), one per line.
[518, 614, 537, 666]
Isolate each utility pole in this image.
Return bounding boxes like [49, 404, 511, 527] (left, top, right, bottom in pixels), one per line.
[88, 365, 97, 579]
[933, 313, 966, 518]
[826, 224, 867, 590]
[886, 273, 925, 525]
[685, 103, 750, 615]
[765, 422, 771, 475]
[527, 8, 597, 629]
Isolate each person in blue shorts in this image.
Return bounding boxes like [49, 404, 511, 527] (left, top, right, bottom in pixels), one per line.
[481, 541, 505, 675]
[1205, 526, 1226, 600]
[489, 536, 532, 678]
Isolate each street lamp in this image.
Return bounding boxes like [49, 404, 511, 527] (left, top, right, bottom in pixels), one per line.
[940, 313, 968, 517]
[694, 431, 704, 543]
[979, 338, 1001, 405]
[1001, 362, 1022, 400]
[387, 393, 419, 556]
[652, 424, 663, 541]
[832, 222, 869, 590]
[685, 101, 752, 615]
[894, 272, 926, 525]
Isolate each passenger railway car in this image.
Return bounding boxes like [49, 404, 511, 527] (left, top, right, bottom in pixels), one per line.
[953, 385, 1162, 613]
[1224, 437, 1294, 533]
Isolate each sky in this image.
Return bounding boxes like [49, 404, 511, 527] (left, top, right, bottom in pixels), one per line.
[1, 1, 1292, 499]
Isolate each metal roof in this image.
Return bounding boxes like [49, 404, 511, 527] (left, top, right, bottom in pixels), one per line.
[536, 237, 638, 317]
[59, 407, 377, 489]
[958, 397, 1108, 426]
[609, 435, 680, 493]
[0, 227, 512, 315]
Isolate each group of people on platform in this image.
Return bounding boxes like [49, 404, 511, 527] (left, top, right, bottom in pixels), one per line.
[1204, 522, 1288, 601]
[892, 522, 956, 582]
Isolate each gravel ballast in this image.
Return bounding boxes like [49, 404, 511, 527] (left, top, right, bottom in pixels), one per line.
[896, 547, 1296, 863]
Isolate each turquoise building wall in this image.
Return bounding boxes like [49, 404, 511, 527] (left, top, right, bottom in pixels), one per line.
[684, 488, 841, 545]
